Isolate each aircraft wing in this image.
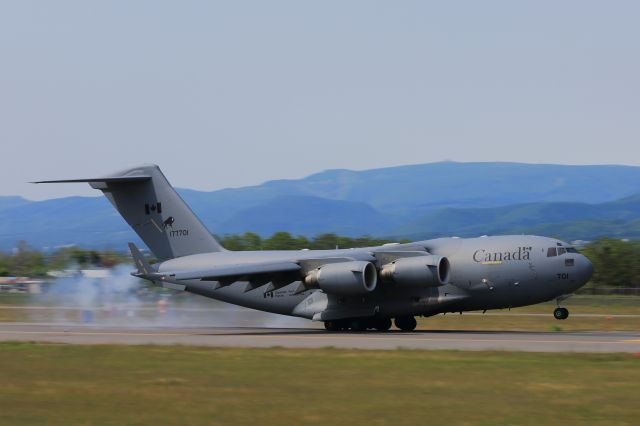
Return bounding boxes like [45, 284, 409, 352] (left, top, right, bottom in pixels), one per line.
[128, 242, 376, 294]
[151, 260, 304, 293]
[129, 242, 363, 293]
[165, 261, 302, 281]
[128, 242, 302, 283]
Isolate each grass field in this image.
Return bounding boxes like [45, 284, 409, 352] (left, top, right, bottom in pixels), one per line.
[421, 296, 639, 332]
[416, 300, 640, 331]
[0, 343, 639, 425]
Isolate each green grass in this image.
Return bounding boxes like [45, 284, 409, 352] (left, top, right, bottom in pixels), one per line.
[415, 296, 640, 331]
[417, 302, 640, 332]
[0, 343, 639, 425]
[0, 293, 31, 306]
[417, 314, 639, 332]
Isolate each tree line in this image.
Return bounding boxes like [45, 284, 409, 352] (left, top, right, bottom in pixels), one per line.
[1, 235, 639, 289]
[580, 238, 640, 289]
[0, 234, 403, 278]
[217, 232, 405, 251]
[0, 241, 129, 278]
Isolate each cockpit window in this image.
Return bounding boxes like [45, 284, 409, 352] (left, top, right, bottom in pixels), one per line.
[566, 247, 579, 253]
[547, 247, 557, 257]
[557, 247, 567, 255]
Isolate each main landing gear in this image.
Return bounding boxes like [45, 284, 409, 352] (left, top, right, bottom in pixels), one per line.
[394, 316, 417, 332]
[553, 307, 569, 320]
[324, 316, 415, 332]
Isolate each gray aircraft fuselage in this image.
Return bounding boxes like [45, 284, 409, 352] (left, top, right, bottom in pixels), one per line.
[160, 235, 592, 321]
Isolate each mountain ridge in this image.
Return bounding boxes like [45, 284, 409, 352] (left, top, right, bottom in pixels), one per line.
[2, 161, 640, 250]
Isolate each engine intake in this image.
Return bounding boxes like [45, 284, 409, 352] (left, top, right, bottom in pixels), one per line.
[380, 255, 449, 287]
[305, 261, 377, 295]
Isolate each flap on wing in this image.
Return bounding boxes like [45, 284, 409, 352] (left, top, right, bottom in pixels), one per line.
[372, 250, 430, 265]
[162, 261, 302, 281]
[297, 257, 356, 273]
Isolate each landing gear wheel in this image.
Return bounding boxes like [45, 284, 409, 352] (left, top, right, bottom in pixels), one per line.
[374, 318, 392, 331]
[350, 318, 367, 332]
[324, 321, 340, 331]
[336, 319, 349, 331]
[394, 316, 417, 331]
[553, 307, 569, 320]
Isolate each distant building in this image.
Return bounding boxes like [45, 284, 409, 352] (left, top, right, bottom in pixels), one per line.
[47, 268, 112, 279]
[80, 269, 111, 279]
[0, 276, 43, 293]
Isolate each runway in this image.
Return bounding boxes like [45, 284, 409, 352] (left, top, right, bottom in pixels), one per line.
[1, 323, 639, 352]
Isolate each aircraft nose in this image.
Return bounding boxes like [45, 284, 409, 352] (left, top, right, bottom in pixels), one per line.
[579, 255, 594, 283]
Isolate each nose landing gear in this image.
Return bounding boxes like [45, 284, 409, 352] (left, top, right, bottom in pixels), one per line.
[554, 295, 571, 320]
[553, 307, 569, 320]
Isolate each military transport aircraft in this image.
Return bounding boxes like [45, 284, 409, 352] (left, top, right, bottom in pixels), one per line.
[36, 165, 593, 331]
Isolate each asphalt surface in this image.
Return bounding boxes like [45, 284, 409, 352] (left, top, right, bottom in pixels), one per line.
[1, 322, 639, 352]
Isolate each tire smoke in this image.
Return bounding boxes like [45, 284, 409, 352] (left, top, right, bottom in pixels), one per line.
[29, 265, 311, 328]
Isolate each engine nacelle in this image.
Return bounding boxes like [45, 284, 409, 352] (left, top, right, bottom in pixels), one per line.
[304, 261, 377, 295]
[380, 255, 450, 287]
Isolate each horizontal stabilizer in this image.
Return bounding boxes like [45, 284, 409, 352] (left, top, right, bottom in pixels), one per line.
[32, 176, 151, 184]
[128, 242, 154, 276]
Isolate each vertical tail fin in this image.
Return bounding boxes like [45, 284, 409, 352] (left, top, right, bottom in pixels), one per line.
[35, 164, 225, 260]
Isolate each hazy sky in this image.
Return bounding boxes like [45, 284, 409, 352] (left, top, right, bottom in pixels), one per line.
[1, 1, 638, 200]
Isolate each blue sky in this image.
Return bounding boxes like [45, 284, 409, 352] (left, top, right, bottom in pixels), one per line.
[1, 1, 638, 200]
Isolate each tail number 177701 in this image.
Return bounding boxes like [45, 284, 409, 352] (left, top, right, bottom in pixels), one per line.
[170, 229, 189, 237]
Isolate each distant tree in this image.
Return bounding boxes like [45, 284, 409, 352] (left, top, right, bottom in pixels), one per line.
[47, 248, 75, 271]
[581, 238, 640, 288]
[220, 232, 265, 251]
[71, 248, 90, 267]
[263, 232, 302, 250]
[0, 244, 132, 277]
[295, 235, 310, 249]
[218, 232, 406, 251]
[310, 233, 340, 250]
[89, 250, 102, 266]
[99, 250, 125, 267]
[220, 234, 246, 251]
[0, 253, 10, 276]
[12, 241, 47, 277]
[240, 232, 263, 251]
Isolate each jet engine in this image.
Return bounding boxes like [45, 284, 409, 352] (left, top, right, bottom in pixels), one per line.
[304, 261, 377, 295]
[380, 255, 450, 287]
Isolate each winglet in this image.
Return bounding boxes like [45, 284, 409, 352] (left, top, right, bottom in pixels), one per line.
[128, 242, 153, 276]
